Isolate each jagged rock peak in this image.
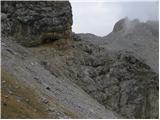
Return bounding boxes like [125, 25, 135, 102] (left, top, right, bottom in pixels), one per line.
[113, 17, 140, 33]
[1, 1, 73, 46]
[113, 17, 129, 32]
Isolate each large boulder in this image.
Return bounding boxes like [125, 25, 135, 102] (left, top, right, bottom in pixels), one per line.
[1, 1, 73, 46]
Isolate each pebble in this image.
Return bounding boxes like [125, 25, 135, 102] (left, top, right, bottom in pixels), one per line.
[48, 107, 55, 112]
[41, 61, 47, 66]
[45, 85, 51, 90]
[31, 62, 34, 65]
[8, 91, 13, 95]
[33, 77, 39, 80]
[25, 99, 29, 102]
[3, 102, 7, 106]
[56, 112, 61, 116]
[42, 98, 48, 104]
[5, 95, 8, 98]
[15, 86, 20, 89]
[17, 99, 21, 102]
[34, 109, 37, 112]
[2, 80, 6, 84]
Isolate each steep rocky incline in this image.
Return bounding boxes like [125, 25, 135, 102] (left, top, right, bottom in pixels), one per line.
[29, 34, 158, 118]
[77, 18, 159, 73]
[74, 19, 159, 118]
[2, 68, 77, 119]
[1, 1, 72, 46]
[2, 37, 118, 119]
[1, 1, 119, 118]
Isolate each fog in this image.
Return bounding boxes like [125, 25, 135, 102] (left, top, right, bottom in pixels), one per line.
[70, 1, 159, 36]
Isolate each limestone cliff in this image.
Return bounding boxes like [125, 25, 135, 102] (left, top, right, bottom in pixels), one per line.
[1, 1, 72, 46]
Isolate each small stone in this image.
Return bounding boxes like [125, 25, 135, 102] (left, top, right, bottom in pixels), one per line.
[66, 60, 73, 66]
[46, 86, 50, 90]
[3, 102, 7, 106]
[8, 91, 13, 95]
[2, 80, 6, 84]
[33, 77, 39, 80]
[34, 109, 37, 112]
[31, 62, 34, 65]
[15, 86, 20, 89]
[56, 112, 60, 116]
[25, 99, 29, 102]
[1, 13, 7, 21]
[41, 61, 47, 66]
[17, 99, 21, 102]
[44, 84, 51, 90]
[5, 95, 8, 98]
[48, 107, 55, 112]
[42, 98, 48, 104]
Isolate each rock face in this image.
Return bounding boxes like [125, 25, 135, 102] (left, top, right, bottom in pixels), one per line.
[65, 20, 159, 118]
[113, 17, 128, 32]
[25, 33, 158, 119]
[1, 1, 72, 46]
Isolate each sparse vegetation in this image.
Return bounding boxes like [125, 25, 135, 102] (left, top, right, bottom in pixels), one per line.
[1, 69, 78, 119]
[1, 69, 49, 118]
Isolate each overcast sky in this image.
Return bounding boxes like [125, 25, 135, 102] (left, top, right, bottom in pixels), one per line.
[70, 0, 159, 36]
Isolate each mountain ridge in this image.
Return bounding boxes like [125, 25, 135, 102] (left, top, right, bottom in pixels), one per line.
[1, 1, 159, 119]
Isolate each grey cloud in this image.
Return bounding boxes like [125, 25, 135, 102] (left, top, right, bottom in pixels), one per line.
[70, 1, 159, 36]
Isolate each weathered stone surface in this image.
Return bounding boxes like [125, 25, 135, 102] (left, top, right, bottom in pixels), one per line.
[67, 44, 159, 118]
[32, 34, 158, 118]
[2, 36, 118, 119]
[113, 17, 128, 32]
[1, 1, 158, 119]
[1, 1, 72, 46]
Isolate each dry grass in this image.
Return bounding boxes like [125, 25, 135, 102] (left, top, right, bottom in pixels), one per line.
[1, 69, 78, 119]
[1, 70, 49, 119]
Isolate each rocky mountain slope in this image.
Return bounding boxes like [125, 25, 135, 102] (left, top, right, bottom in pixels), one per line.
[1, 1, 159, 119]
[77, 18, 159, 73]
[104, 18, 159, 73]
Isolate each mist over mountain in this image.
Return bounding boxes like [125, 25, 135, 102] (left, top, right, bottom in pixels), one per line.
[70, 1, 158, 36]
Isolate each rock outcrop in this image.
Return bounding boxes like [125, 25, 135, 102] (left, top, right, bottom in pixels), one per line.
[113, 17, 128, 32]
[1, 1, 72, 46]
